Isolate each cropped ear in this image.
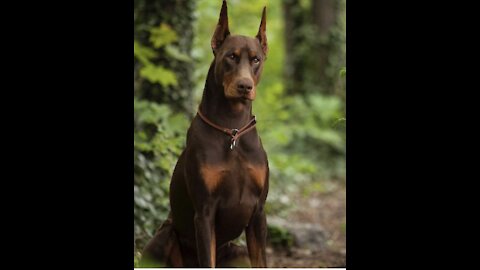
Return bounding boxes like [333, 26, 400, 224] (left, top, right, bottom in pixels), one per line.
[211, 0, 230, 54]
[256, 6, 268, 58]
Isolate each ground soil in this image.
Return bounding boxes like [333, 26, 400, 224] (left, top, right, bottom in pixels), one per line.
[266, 180, 346, 268]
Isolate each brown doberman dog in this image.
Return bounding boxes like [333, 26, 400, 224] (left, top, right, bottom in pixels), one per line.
[140, 0, 269, 267]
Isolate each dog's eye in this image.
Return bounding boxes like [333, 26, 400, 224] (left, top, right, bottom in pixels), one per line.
[252, 57, 260, 64]
[229, 54, 236, 60]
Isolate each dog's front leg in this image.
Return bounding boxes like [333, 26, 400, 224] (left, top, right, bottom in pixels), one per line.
[245, 206, 267, 267]
[194, 206, 216, 267]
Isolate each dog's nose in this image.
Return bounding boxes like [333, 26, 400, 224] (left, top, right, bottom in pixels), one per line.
[236, 79, 253, 94]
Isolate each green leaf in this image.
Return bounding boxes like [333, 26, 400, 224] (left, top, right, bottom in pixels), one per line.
[165, 45, 192, 62]
[149, 23, 178, 48]
[134, 40, 157, 65]
[139, 65, 178, 87]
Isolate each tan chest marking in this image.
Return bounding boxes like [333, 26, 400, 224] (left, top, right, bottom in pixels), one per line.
[200, 164, 267, 193]
[200, 165, 226, 193]
[247, 165, 267, 189]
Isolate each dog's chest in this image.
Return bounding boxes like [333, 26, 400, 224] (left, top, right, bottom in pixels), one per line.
[202, 156, 266, 240]
[199, 157, 266, 239]
[199, 154, 266, 196]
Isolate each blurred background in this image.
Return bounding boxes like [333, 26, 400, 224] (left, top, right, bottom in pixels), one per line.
[134, 0, 345, 267]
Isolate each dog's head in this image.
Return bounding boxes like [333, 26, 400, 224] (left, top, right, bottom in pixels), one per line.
[211, 0, 268, 102]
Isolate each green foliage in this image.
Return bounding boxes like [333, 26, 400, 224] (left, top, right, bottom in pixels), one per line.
[134, 98, 189, 248]
[134, 0, 195, 113]
[134, 0, 196, 255]
[133, 0, 346, 255]
[139, 65, 178, 87]
[149, 23, 178, 48]
[257, 85, 346, 213]
[267, 224, 295, 249]
[134, 25, 180, 88]
[134, 40, 157, 65]
[165, 45, 193, 63]
[134, 252, 141, 268]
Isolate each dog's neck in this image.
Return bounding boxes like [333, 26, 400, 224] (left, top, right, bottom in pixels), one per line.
[199, 61, 253, 129]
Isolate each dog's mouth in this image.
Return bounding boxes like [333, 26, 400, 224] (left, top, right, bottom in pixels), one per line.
[224, 87, 255, 101]
[242, 93, 255, 101]
[235, 92, 255, 102]
[228, 96, 254, 103]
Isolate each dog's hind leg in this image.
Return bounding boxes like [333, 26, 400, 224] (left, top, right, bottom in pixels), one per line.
[216, 242, 251, 268]
[140, 214, 184, 267]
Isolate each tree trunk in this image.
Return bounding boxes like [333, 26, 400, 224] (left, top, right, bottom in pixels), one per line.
[282, 0, 306, 96]
[311, 0, 336, 95]
[282, 0, 345, 98]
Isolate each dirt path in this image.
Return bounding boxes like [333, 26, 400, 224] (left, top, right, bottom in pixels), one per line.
[266, 180, 346, 268]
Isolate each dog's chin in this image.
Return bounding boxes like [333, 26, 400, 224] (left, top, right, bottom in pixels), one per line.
[226, 96, 254, 103]
[242, 95, 255, 101]
[224, 93, 255, 102]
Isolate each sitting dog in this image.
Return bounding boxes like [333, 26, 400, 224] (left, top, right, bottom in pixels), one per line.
[141, 1, 269, 267]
